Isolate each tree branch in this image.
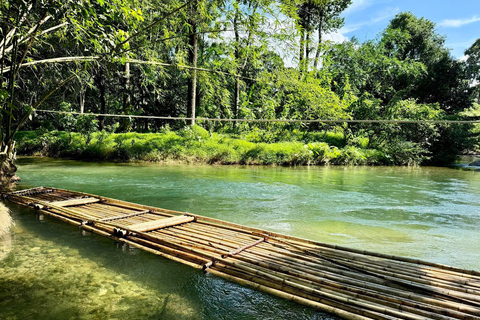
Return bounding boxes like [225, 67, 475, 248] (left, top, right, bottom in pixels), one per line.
[110, 0, 196, 57]
[0, 19, 69, 59]
[0, 56, 100, 74]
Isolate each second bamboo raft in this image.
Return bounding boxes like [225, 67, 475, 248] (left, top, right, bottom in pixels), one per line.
[5, 187, 480, 320]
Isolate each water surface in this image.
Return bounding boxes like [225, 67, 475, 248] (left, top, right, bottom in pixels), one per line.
[1, 158, 479, 319]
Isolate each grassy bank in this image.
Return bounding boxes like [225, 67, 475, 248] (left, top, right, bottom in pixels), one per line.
[15, 127, 411, 165]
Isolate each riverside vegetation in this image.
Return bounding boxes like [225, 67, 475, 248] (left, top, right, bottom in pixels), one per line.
[2, 1, 480, 186]
[15, 125, 430, 166]
[16, 102, 480, 166]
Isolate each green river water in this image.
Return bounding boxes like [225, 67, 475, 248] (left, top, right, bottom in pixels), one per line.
[1, 157, 479, 320]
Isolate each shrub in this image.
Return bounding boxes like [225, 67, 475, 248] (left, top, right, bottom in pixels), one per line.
[15, 129, 426, 166]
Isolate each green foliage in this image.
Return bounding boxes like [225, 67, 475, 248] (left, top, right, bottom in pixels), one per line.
[380, 12, 470, 113]
[466, 39, 480, 101]
[76, 114, 98, 144]
[382, 140, 427, 166]
[3, 3, 479, 170]
[178, 125, 210, 141]
[327, 39, 426, 104]
[245, 69, 350, 130]
[307, 142, 340, 164]
[16, 128, 423, 166]
[296, 0, 352, 71]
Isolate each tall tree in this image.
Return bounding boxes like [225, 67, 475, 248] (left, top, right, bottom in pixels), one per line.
[380, 12, 471, 113]
[187, 0, 199, 126]
[312, 0, 351, 69]
[229, 0, 274, 123]
[297, 0, 351, 73]
[465, 38, 480, 103]
[0, 0, 190, 186]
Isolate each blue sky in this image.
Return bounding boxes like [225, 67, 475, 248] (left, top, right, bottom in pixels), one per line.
[331, 0, 480, 59]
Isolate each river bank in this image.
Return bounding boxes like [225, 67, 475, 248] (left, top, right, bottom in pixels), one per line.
[15, 127, 427, 166]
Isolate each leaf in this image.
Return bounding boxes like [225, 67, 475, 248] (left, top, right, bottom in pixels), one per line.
[0, 89, 9, 102]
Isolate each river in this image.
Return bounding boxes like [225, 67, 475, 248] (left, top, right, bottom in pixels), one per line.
[1, 157, 479, 320]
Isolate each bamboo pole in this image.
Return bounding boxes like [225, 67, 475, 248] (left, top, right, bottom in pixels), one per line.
[14, 194, 472, 318]
[151, 232, 468, 320]
[215, 263, 464, 320]
[207, 267, 377, 320]
[157, 224, 480, 316]
[190, 215, 480, 278]
[264, 238, 480, 301]
[13, 199, 205, 269]
[44, 202, 480, 318]
[32, 191, 475, 308]
[229, 251, 480, 319]
[35, 187, 480, 278]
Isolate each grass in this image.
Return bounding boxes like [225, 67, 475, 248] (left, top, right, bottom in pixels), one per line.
[15, 127, 406, 166]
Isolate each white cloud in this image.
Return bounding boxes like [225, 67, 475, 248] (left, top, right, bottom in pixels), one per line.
[324, 31, 349, 43]
[343, 0, 374, 16]
[341, 7, 400, 34]
[438, 16, 480, 28]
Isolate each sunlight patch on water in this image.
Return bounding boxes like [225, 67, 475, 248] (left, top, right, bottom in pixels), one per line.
[297, 220, 413, 245]
[0, 223, 200, 320]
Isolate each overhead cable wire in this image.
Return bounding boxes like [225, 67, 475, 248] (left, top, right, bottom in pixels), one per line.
[0, 56, 258, 81]
[33, 109, 480, 124]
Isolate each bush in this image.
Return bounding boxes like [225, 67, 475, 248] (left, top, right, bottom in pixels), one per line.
[338, 146, 367, 165]
[15, 128, 428, 166]
[382, 140, 427, 165]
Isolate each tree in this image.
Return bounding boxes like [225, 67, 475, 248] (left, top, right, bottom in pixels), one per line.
[0, 0, 191, 187]
[327, 39, 426, 104]
[0, 0, 83, 187]
[187, 0, 199, 126]
[297, 0, 351, 73]
[380, 12, 471, 113]
[465, 38, 480, 103]
[312, 0, 351, 69]
[228, 0, 278, 123]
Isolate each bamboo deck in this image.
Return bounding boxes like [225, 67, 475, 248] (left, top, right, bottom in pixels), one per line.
[5, 186, 480, 320]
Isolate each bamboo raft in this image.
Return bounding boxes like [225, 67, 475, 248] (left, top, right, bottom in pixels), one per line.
[4, 187, 480, 320]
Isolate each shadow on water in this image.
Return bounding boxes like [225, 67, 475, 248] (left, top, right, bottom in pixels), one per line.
[0, 203, 338, 320]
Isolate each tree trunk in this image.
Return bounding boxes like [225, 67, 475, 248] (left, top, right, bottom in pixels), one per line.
[144, 118, 149, 131]
[233, 8, 241, 127]
[79, 83, 85, 114]
[120, 61, 131, 131]
[95, 68, 106, 131]
[313, 15, 324, 70]
[187, 3, 198, 126]
[124, 62, 131, 108]
[0, 148, 20, 190]
[299, 27, 305, 75]
[305, 13, 311, 69]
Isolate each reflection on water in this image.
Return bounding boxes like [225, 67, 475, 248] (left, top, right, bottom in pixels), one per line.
[1, 158, 480, 319]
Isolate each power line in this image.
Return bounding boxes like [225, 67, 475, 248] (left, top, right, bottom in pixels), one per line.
[34, 109, 480, 124]
[1, 56, 258, 81]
